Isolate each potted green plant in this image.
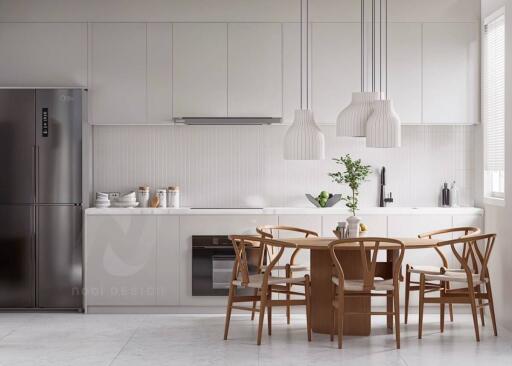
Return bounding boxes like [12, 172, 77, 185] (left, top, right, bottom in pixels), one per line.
[329, 154, 371, 237]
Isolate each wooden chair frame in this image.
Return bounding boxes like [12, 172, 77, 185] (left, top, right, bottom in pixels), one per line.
[223, 235, 312, 345]
[418, 233, 497, 342]
[252, 225, 318, 324]
[329, 237, 405, 349]
[405, 226, 480, 324]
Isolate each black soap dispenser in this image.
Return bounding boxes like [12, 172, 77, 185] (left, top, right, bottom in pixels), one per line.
[442, 182, 450, 207]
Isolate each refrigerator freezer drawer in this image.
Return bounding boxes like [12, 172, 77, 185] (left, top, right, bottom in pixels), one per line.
[37, 205, 82, 309]
[0, 205, 36, 308]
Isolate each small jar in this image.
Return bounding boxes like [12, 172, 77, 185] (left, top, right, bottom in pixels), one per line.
[137, 186, 150, 208]
[167, 186, 180, 208]
[156, 189, 167, 208]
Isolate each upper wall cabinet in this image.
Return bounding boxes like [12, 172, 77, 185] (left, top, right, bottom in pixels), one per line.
[173, 23, 227, 117]
[387, 23, 422, 124]
[227, 23, 282, 117]
[312, 23, 361, 124]
[89, 23, 172, 125]
[422, 22, 479, 124]
[0, 23, 87, 87]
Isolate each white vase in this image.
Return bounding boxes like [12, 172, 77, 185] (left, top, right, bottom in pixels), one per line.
[336, 92, 381, 137]
[347, 216, 361, 238]
[366, 99, 401, 148]
[284, 109, 325, 160]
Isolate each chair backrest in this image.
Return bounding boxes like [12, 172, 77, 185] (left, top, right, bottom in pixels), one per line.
[229, 235, 296, 288]
[437, 233, 496, 285]
[417, 226, 480, 239]
[256, 225, 318, 266]
[418, 227, 481, 268]
[328, 237, 405, 291]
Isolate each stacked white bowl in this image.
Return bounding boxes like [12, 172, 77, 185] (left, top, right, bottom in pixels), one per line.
[95, 192, 110, 208]
[111, 191, 139, 208]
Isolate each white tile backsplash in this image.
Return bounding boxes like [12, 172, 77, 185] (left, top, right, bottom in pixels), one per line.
[92, 124, 475, 208]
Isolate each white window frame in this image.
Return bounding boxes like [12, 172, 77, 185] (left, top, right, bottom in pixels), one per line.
[482, 7, 506, 207]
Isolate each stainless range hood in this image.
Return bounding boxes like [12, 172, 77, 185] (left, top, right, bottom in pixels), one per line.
[174, 117, 281, 125]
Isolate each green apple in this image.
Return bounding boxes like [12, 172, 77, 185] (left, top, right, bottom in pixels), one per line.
[320, 191, 330, 199]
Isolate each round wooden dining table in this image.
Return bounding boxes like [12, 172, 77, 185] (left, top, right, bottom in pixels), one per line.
[285, 237, 440, 336]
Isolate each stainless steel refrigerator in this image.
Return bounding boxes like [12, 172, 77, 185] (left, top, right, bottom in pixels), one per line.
[0, 89, 83, 310]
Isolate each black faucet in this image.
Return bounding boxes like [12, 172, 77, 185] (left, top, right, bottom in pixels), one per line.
[379, 167, 394, 207]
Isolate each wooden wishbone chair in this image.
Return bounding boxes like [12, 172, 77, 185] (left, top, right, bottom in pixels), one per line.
[329, 237, 405, 349]
[405, 226, 480, 325]
[224, 235, 312, 346]
[418, 233, 497, 342]
[253, 225, 318, 324]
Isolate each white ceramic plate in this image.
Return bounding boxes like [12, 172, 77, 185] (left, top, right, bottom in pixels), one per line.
[110, 201, 139, 208]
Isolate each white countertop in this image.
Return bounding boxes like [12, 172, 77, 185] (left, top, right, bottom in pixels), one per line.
[85, 206, 483, 215]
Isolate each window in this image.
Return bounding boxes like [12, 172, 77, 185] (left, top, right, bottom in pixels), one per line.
[483, 8, 506, 203]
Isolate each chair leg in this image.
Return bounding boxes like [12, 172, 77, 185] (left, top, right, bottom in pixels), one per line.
[440, 281, 445, 333]
[257, 287, 268, 346]
[267, 288, 272, 336]
[337, 291, 344, 349]
[486, 281, 498, 336]
[476, 284, 485, 326]
[224, 284, 235, 340]
[330, 282, 336, 342]
[418, 273, 426, 339]
[250, 288, 258, 321]
[404, 266, 411, 324]
[394, 286, 401, 349]
[468, 284, 481, 342]
[305, 275, 312, 342]
[286, 267, 291, 325]
[446, 281, 454, 322]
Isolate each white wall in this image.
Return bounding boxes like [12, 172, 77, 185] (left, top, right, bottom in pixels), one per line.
[481, 0, 512, 332]
[93, 124, 476, 208]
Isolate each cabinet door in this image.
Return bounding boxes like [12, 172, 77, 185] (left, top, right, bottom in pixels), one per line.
[312, 23, 360, 124]
[86, 215, 157, 306]
[156, 216, 180, 305]
[89, 23, 147, 124]
[147, 23, 172, 124]
[228, 23, 282, 117]
[387, 23, 422, 124]
[0, 23, 86, 87]
[173, 23, 227, 117]
[422, 22, 479, 124]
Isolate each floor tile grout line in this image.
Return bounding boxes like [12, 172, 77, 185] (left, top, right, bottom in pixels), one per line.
[0, 314, 38, 344]
[107, 316, 146, 366]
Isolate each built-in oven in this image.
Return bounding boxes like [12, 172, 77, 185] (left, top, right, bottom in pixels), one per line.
[192, 235, 260, 296]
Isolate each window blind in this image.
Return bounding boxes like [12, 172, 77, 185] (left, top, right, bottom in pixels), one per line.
[484, 14, 505, 172]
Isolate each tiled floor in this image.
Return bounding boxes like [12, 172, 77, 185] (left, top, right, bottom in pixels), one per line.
[0, 313, 510, 366]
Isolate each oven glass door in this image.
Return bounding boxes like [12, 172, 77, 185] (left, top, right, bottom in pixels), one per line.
[212, 255, 235, 289]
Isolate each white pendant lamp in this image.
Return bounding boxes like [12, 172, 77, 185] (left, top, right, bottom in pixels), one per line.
[284, 0, 325, 160]
[366, 0, 401, 148]
[337, 0, 379, 137]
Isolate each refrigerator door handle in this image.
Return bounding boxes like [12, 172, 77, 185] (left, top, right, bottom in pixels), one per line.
[34, 145, 40, 203]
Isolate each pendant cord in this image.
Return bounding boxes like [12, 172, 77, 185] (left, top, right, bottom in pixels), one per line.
[372, 0, 375, 92]
[361, 0, 364, 92]
[385, 0, 388, 99]
[379, 0, 382, 96]
[306, 0, 309, 109]
[300, 0, 303, 110]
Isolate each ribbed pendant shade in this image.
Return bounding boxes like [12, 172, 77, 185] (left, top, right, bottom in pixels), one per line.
[336, 92, 380, 137]
[366, 99, 401, 148]
[283, 109, 325, 160]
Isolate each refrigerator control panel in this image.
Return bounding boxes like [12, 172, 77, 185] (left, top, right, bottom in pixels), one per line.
[41, 108, 48, 137]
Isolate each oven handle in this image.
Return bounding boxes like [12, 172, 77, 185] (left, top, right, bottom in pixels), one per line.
[193, 246, 234, 249]
[212, 255, 235, 260]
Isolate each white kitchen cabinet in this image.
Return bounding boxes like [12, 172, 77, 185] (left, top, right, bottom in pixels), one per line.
[147, 23, 173, 124]
[422, 22, 479, 124]
[311, 22, 360, 124]
[156, 216, 180, 305]
[172, 23, 228, 117]
[227, 23, 282, 117]
[178, 215, 278, 306]
[89, 23, 147, 125]
[86, 215, 157, 306]
[387, 23, 422, 124]
[282, 23, 301, 124]
[0, 23, 87, 87]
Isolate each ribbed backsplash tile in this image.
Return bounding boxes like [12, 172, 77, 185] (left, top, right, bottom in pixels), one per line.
[92, 124, 475, 208]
